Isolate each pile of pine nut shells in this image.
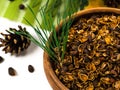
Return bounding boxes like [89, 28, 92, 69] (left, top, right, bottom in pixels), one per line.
[55, 13, 120, 90]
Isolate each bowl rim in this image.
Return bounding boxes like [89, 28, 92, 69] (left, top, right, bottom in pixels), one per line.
[43, 7, 120, 90]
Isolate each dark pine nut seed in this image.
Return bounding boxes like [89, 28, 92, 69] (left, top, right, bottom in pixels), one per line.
[0, 56, 4, 63]
[8, 67, 17, 76]
[28, 65, 34, 73]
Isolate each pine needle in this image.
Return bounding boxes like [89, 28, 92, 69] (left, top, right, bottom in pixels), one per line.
[9, 0, 87, 63]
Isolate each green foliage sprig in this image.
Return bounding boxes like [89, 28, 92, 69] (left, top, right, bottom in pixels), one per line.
[9, 0, 88, 63]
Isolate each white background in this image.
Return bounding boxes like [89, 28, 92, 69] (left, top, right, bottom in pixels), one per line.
[0, 17, 52, 90]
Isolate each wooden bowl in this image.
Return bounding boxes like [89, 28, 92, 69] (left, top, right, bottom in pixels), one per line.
[43, 7, 120, 90]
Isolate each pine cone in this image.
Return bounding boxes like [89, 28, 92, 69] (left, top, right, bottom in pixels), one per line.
[0, 26, 31, 55]
[103, 0, 120, 8]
